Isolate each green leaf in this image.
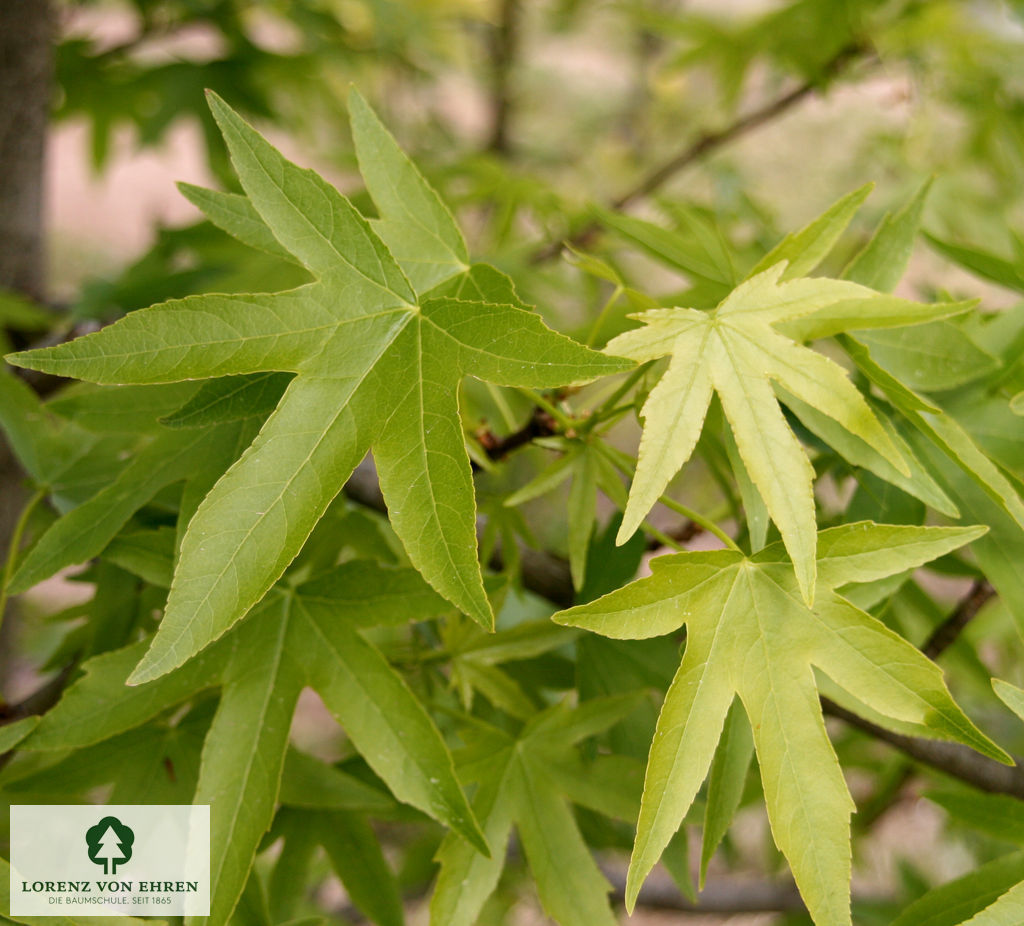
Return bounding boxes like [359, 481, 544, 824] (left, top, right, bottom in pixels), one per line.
[160, 372, 291, 428]
[46, 382, 200, 433]
[22, 638, 221, 750]
[8, 93, 625, 682]
[856, 321, 1000, 392]
[102, 527, 177, 588]
[293, 560, 452, 627]
[993, 678, 1024, 722]
[749, 183, 872, 280]
[22, 583, 482, 926]
[596, 207, 735, 297]
[925, 233, 1024, 294]
[890, 850, 1024, 926]
[279, 749, 396, 813]
[349, 87, 469, 294]
[430, 698, 635, 926]
[927, 787, 1024, 845]
[316, 810, 405, 926]
[177, 182, 301, 264]
[0, 289, 51, 330]
[700, 698, 754, 886]
[512, 758, 618, 926]
[957, 880, 1024, 925]
[843, 178, 932, 292]
[189, 599, 303, 926]
[555, 524, 1006, 925]
[296, 593, 487, 855]
[781, 387, 959, 517]
[605, 263, 943, 602]
[844, 337, 1024, 531]
[10, 420, 250, 594]
[9, 708, 209, 803]
[0, 717, 39, 753]
[567, 447, 597, 589]
[903, 427, 1024, 633]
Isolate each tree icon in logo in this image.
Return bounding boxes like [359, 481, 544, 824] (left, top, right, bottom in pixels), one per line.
[86, 816, 134, 875]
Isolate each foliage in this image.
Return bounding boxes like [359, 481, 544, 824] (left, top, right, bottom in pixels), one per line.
[3, 2, 1024, 925]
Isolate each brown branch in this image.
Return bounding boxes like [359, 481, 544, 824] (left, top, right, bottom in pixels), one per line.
[476, 407, 557, 461]
[485, 0, 521, 155]
[529, 41, 872, 264]
[922, 579, 995, 660]
[822, 698, 1024, 798]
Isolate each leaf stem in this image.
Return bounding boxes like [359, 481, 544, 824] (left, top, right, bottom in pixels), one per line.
[0, 488, 44, 637]
[516, 388, 574, 429]
[585, 284, 623, 347]
[584, 362, 652, 434]
[601, 443, 741, 552]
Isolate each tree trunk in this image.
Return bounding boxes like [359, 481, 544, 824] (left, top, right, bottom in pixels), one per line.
[0, 0, 52, 302]
[0, 0, 53, 691]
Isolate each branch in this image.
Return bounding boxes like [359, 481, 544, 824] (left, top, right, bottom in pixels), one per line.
[475, 407, 557, 460]
[530, 41, 872, 264]
[922, 579, 995, 659]
[822, 698, 1024, 798]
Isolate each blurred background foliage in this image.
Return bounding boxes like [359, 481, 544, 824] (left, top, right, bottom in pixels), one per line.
[46, 0, 1024, 328]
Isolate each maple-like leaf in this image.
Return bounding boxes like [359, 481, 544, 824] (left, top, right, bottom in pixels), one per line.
[605, 263, 970, 602]
[6, 90, 627, 683]
[430, 696, 644, 926]
[17, 560, 485, 926]
[555, 522, 1008, 926]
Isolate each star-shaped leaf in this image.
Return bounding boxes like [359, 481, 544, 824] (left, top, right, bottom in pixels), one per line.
[605, 263, 970, 602]
[16, 560, 485, 926]
[430, 696, 644, 926]
[6, 90, 627, 683]
[555, 522, 1008, 926]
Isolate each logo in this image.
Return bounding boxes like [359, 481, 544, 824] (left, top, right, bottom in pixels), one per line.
[85, 816, 135, 875]
[10, 804, 210, 916]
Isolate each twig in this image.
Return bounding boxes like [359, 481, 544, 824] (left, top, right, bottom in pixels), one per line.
[822, 697, 1024, 798]
[529, 40, 872, 264]
[922, 579, 995, 659]
[476, 407, 558, 461]
[485, 0, 521, 155]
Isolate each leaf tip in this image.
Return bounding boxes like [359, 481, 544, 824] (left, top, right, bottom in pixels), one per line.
[126, 648, 174, 687]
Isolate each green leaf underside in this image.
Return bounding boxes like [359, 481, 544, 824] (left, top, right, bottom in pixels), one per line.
[555, 523, 1004, 926]
[6, 91, 625, 683]
[604, 263, 961, 603]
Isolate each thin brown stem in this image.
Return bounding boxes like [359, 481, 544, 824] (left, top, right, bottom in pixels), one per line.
[922, 579, 995, 660]
[822, 697, 1024, 798]
[476, 407, 558, 461]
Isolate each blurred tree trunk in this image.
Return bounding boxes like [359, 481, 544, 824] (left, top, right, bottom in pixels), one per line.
[0, 0, 52, 301]
[0, 0, 54, 688]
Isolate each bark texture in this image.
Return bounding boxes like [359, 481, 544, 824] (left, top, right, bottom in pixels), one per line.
[0, 0, 52, 301]
[0, 0, 53, 689]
